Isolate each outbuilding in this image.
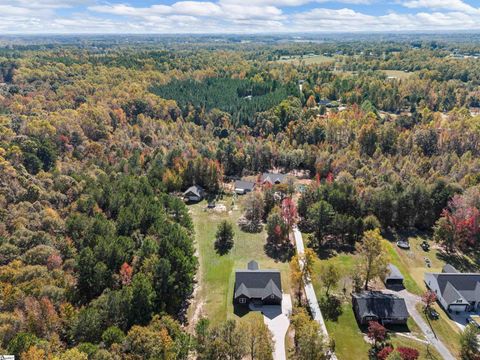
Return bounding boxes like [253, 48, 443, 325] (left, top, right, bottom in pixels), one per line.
[234, 180, 256, 195]
[384, 264, 404, 288]
[183, 185, 205, 203]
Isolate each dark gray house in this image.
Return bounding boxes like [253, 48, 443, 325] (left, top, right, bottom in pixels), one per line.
[183, 185, 205, 202]
[384, 264, 404, 288]
[352, 291, 409, 325]
[261, 173, 286, 185]
[424, 270, 480, 313]
[234, 261, 282, 306]
[234, 180, 256, 195]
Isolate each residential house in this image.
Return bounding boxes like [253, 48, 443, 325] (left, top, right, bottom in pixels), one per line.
[352, 291, 409, 325]
[234, 180, 256, 195]
[183, 185, 205, 203]
[424, 268, 480, 313]
[261, 173, 286, 186]
[234, 261, 282, 306]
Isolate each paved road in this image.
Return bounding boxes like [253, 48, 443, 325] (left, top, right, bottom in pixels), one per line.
[293, 227, 337, 359]
[385, 289, 455, 360]
[259, 294, 292, 360]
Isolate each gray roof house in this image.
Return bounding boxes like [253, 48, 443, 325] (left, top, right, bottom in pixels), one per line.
[261, 173, 287, 185]
[384, 264, 404, 288]
[442, 264, 459, 273]
[424, 270, 480, 313]
[183, 185, 205, 203]
[352, 291, 409, 325]
[234, 180, 256, 195]
[234, 261, 282, 306]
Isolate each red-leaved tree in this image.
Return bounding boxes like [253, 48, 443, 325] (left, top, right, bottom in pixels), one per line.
[367, 321, 388, 347]
[377, 346, 394, 360]
[421, 290, 437, 310]
[397, 347, 420, 360]
[119, 262, 133, 286]
[281, 197, 298, 231]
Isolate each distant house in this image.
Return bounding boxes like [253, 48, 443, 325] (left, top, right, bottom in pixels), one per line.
[352, 291, 409, 325]
[183, 185, 205, 202]
[261, 173, 286, 186]
[424, 270, 480, 313]
[234, 261, 282, 306]
[234, 180, 256, 195]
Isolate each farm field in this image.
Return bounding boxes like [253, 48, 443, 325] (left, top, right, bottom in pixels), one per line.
[276, 54, 336, 65]
[188, 196, 291, 326]
[381, 69, 415, 79]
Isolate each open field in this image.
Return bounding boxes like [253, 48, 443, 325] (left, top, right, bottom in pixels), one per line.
[188, 196, 291, 326]
[276, 54, 336, 65]
[381, 69, 415, 79]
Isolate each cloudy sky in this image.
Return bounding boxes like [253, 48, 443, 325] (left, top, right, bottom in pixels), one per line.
[1, 0, 480, 34]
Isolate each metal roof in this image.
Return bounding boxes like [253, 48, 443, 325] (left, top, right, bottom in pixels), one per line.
[386, 264, 404, 281]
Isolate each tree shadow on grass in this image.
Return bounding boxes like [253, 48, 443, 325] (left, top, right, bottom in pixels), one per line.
[436, 250, 480, 272]
[264, 241, 295, 262]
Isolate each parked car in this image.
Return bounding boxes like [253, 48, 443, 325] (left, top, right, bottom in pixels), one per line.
[427, 307, 439, 320]
[467, 315, 480, 328]
[421, 241, 430, 251]
[207, 202, 216, 209]
[424, 257, 432, 267]
[396, 241, 410, 250]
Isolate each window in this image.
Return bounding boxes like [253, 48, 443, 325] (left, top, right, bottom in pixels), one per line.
[239, 298, 246, 304]
[270, 295, 275, 299]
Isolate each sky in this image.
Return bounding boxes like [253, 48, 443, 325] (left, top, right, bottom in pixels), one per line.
[2, 0, 480, 34]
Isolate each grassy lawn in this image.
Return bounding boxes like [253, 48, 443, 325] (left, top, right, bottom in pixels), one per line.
[188, 196, 291, 326]
[325, 303, 370, 359]
[276, 54, 336, 65]
[383, 240, 423, 295]
[416, 303, 462, 358]
[381, 70, 414, 79]
[323, 303, 441, 360]
[307, 234, 461, 360]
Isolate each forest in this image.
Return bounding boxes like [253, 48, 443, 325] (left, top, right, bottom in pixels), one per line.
[0, 34, 479, 359]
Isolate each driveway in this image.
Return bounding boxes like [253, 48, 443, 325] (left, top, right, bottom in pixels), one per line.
[384, 289, 455, 360]
[251, 294, 292, 360]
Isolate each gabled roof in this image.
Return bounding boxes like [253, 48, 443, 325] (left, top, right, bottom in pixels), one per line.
[386, 264, 404, 281]
[261, 173, 286, 184]
[234, 261, 282, 300]
[183, 185, 204, 197]
[425, 272, 480, 305]
[442, 264, 459, 273]
[234, 180, 256, 191]
[352, 291, 409, 319]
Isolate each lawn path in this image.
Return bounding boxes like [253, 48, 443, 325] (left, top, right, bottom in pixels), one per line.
[293, 226, 337, 360]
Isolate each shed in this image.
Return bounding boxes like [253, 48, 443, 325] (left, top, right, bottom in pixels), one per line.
[385, 264, 404, 287]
